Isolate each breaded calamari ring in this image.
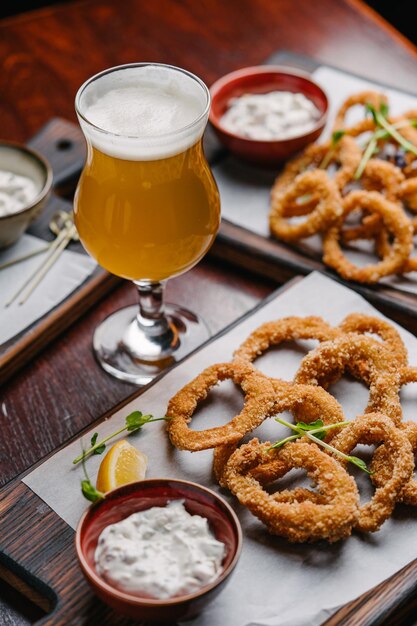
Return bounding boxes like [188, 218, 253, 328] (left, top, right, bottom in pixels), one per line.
[371, 421, 417, 506]
[339, 313, 408, 380]
[233, 315, 340, 364]
[294, 334, 402, 424]
[373, 219, 417, 274]
[322, 190, 413, 283]
[371, 367, 417, 505]
[340, 212, 382, 245]
[213, 378, 346, 485]
[400, 177, 417, 212]
[271, 136, 362, 204]
[361, 159, 405, 201]
[338, 117, 376, 139]
[166, 361, 276, 451]
[401, 366, 417, 385]
[222, 438, 359, 543]
[333, 90, 389, 131]
[270, 488, 327, 504]
[269, 170, 343, 242]
[330, 413, 414, 532]
[339, 159, 404, 244]
[403, 159, 417, 178]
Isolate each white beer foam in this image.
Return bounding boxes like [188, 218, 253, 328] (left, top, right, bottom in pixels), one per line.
[76, 65, 209, 161]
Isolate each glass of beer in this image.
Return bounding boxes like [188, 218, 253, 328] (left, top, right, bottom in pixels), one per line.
[74, 63, 220, 384]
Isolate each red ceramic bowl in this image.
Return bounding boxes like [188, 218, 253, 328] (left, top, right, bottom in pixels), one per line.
[75, 479, 242, 622]
[209, 65, 328, 167]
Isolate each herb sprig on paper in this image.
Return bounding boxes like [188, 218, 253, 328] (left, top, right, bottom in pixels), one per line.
[269, 417, 372, 474]
[73, 410, 169, 465]
[80, 448, 105, 504]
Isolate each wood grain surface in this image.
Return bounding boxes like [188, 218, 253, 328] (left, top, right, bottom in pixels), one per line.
[2, 0, 417, 624]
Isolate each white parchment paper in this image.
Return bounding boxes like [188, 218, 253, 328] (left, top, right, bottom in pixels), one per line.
[23, 272, 417, 626]
[0, 234, 96, 345]
[213, 65, 417, 296]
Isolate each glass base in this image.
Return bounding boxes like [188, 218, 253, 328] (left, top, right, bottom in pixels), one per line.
[93, 304, 210, 385]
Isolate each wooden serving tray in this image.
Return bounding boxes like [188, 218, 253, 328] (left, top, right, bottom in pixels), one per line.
[210, 51, 417, 326]
[1, 277, 417, 626]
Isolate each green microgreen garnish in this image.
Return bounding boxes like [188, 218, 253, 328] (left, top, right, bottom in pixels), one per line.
[319, 130, 346, 170]
[80, 447, 105, 504]
[269, 417, 373, 474]
[354, 133, 379, 180]
[354, 109, 417, 180]
[372, 110, 417, 154]
[73, 410, 169, 465]
[90, 432, 106, 455]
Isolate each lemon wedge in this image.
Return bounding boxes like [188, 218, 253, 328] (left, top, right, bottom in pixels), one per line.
[96, 439, 148, 492]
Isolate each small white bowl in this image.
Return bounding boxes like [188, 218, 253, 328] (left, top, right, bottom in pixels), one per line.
[0, 141, 53, 249]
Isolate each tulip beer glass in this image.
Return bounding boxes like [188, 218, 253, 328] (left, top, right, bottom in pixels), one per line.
[74, 63, 220, 383]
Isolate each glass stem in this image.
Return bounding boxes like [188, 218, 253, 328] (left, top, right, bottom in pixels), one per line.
[135, 281, 174, 340]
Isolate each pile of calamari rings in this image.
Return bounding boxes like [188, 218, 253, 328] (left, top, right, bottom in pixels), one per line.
[166, 314, 417, 543]
[269, 90, 417, 284]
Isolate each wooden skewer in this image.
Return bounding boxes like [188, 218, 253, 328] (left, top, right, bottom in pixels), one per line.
[0, 244, 51, 272]
[5, 225, 70, 308]
[18, 225, 78, 305]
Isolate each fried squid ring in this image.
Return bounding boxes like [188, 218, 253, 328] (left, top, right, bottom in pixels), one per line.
[213, 378, 346, 485]
[401, 366, 417, 385]
[330, 413, 414, 532]
[271, 136, 362, 205]
[269, 488, 327, 504]
[340, 211, 382, 245]
[166, 361, 276, 451]
[221, 438, 359, 543]
[339, 313, 408, 381]
[322, 190, 413, 283]
[371, 421, 417, 506]
[371, 367, 417, 505]
[233, 315, 339, 364]
[340, 160, 404, 244]
[374, 218, 417, 275]
[361, 159, 404, 201]
[269, 170, 343, 242]
[333, 91, 388, 131]
[340, 212, 382, 245]
[403, 158, 417, 179]
[294, 334, 402, 424]
[400, 177, 417, 212]
[338, 118, 376, 139]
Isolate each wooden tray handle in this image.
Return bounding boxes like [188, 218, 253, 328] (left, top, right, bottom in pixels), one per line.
[323, 558, 417, 626]
[27, 117, 86, 190]
[0, 483, 135, 625]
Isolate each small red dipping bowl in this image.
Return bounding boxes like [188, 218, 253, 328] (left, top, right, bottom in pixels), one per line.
[209, 65, 328, 167]
[75, 479, 242, 622]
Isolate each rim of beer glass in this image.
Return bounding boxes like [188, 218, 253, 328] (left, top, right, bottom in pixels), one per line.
[75, 62, 211, 139]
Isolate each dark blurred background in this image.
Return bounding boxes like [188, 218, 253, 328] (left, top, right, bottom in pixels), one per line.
[0, 0, 415, 48]
[365, 0, 415, 44]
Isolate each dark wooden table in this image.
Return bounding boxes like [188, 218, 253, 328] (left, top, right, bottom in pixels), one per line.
[2, 0, 417, 624]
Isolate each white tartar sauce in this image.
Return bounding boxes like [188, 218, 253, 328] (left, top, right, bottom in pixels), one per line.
[0, 170, 39, 217]
[220, 91, 321, 141]
[94, 500, 226, 599]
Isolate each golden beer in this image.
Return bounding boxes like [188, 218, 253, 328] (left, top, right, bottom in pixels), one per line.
[74, 62, 220, 384]
[74, 140, 220, 282]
